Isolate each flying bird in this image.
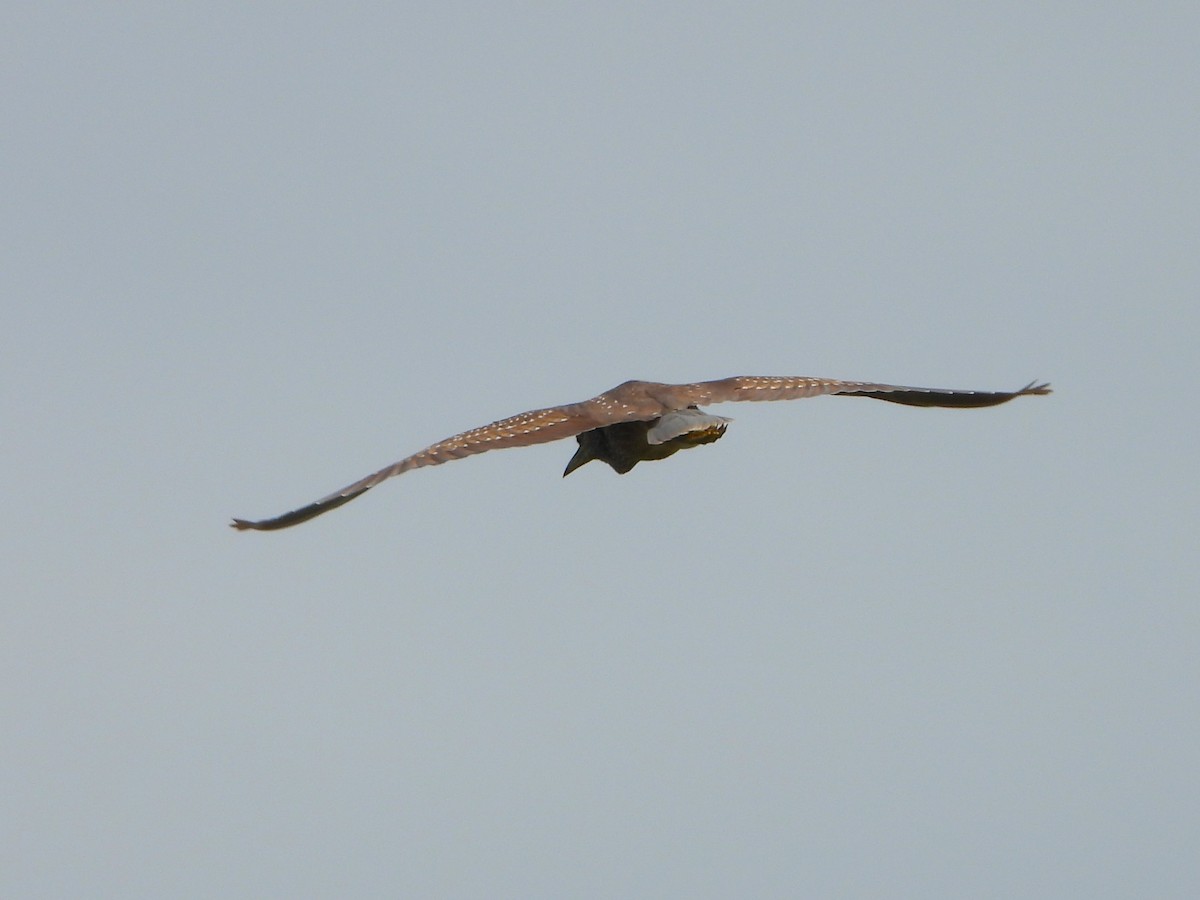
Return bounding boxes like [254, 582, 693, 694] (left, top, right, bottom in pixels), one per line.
[231, 375, 1050, 531]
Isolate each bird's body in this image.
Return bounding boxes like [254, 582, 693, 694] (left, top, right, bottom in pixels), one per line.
[232, 376, 1050, 531]
[563, 407, 733, 475]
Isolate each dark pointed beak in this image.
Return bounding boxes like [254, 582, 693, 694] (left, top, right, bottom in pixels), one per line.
[562, 445, 593, 477]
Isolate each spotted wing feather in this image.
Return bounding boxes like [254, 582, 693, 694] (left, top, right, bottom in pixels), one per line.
[653, 376, 1051, 409]
[231, 404, 597, 531]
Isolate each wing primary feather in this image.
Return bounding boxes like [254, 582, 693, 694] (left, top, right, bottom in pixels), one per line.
[832, 380, 1052, 408]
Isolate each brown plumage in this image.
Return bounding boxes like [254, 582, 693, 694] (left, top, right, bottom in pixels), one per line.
[231, 376, 1050, 531]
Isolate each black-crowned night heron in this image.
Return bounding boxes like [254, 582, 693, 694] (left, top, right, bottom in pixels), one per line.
[232, 375, 1050, 531]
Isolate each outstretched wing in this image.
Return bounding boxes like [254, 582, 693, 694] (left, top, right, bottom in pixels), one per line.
[231, 404, 596, 531]
[232, 375, 1051, 531]
[651, 376, 1051, 410]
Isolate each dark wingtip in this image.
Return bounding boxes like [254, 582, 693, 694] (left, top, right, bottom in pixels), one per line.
[1019, 380, 1053, 396]
[229, 486, 371, 532]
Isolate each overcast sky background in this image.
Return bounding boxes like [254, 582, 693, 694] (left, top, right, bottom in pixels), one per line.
[4, 3, 1197, 897]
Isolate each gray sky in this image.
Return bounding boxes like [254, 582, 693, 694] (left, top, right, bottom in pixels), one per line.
[4, 3, 1197, 897]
